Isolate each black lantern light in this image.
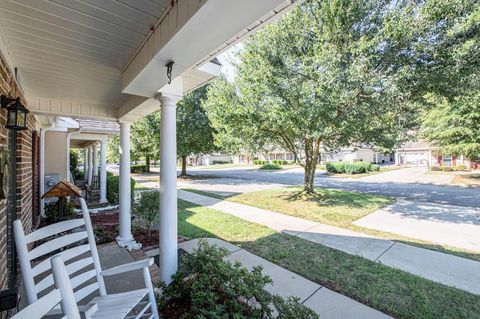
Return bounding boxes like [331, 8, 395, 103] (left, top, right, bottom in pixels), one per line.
[1, 95, 29, 130]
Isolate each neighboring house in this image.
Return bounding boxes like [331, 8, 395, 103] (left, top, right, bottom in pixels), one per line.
[395, 141, 479, 169]
[188, 154, 233, 166]
[230, 147, 393, 165]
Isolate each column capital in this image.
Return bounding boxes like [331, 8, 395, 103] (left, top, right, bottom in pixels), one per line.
[155, 93, 182, 106]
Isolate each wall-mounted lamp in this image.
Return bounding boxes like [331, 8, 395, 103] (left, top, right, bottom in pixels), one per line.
[1, 95, 29, 131]
[166, 61, 174, 84]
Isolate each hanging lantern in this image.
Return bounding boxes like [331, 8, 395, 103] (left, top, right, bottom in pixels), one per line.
[1, 95, 29, 130]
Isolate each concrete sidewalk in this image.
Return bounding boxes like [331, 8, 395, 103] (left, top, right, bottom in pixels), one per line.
[179, 238, 392, 319]
[354, 200, 480, 252]
[178, 189, 480, 295]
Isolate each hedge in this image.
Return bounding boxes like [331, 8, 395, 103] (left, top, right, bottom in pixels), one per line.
[131, 164, 147, 173]
[253, 160, 269, 165]
[259, 163, 282, 170]
[271, 160, 288, 165]
[107, 175, 136, 205]
[326, 161, 378, 175]
[212, 160, 231, 165]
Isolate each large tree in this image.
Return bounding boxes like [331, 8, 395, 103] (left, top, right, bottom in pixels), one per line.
[204, 0, 479, 193]
[422, 92, 480, 159]
[177, 85, 217, 176]
[131, 111, 160, 172]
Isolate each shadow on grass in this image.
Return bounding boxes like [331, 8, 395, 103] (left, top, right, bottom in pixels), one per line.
[279, 187, 392, 209]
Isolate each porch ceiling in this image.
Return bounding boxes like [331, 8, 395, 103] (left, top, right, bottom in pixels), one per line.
[0, 0, 170, 106]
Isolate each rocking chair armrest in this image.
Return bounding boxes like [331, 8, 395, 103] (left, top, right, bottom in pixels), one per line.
[100, 258, 154, 277]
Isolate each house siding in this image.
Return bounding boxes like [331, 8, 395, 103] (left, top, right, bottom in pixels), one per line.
[0, 53, 38, 318]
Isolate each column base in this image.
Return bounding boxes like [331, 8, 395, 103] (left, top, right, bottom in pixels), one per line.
[116, 237, 142, 251]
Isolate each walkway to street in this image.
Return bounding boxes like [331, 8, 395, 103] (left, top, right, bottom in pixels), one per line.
[178, 190, 480, 295]
[180, 238, 392, 319]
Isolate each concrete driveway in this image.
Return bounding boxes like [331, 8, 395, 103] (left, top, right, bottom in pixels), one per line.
[354, 200, 480, 252]
[360, 166, 455, 185]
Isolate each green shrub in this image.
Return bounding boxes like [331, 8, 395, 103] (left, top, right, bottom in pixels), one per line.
[453, 164, 467, 171]
[158, 241, 318, 319]
[326, 162, 346, 173]
[253, 160, 269, 165]
[134, 191, 159, 237]
[272, 160, 288, 165]
[212, 160, 231, 165]
[344, 163, 367, 174]
[94, 225, 117, 244]
[45, 200, 74, 224]
[107, 175, 136, 205]
[441, 166, 453, 172]
[431, 166, 441, 171]
[371, 164, 380, 171]
[260, 163, 282, 170]
[130, 164, 147, 173]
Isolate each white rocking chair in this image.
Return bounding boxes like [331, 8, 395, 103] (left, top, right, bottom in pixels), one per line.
[12, 255, 94, 319]
[14, 198, 159, 319]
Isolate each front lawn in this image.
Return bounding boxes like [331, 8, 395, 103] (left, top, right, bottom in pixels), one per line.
[178, 200, 480, 319]
[225, 187, 480, 261]
[228, 187, 393, 228]
[452, 173, 480, 187]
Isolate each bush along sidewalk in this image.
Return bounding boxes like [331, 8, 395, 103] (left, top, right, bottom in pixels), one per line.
[326, 161, 380, 175]
[158, 240, 318, 319]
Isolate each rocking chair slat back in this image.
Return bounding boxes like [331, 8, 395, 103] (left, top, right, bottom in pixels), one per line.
[14, 198, 106, 305]
[32, 244, 90, 277]
[29, 231, 88, 260]
[25, 219, 85, 243]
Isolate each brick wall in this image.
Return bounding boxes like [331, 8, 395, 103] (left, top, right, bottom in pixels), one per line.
[0, 53, 38, 318]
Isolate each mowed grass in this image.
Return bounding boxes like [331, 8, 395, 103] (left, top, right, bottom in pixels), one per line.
[177, 199, 480, 319]
[228, 187, 393, 228]
[453, 173, 480, 187]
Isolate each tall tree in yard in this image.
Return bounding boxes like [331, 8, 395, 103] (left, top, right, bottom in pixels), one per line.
[132, 112, 160, 172]
[204, 0, 479, 193]
[177, 85, 216, 176]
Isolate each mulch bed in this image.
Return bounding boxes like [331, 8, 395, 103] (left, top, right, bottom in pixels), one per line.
[86, 209, 188, 249]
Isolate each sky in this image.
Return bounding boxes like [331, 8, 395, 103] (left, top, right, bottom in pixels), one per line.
[216, 43, 243, 82]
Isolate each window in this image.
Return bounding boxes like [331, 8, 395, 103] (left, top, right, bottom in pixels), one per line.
[443, 155, 452, 167]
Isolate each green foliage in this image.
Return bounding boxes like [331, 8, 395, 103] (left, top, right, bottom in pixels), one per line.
[69, 149, 82, 180]
[212, 160, 231, 165]
[134, 191, 159, 234]
[158, 240, 318, 319]
[106, 136, 120, 164]
[94, 225, 117, 244]
[272, 160, 288, 165]
[130, 164, 147, 173]
[131, 111, 160, 169]
[454, 164, 467, 171]
[44, 200, 74, 224]
[106, 175, 135, 205]
[253, 160, 269, 165]
[422, 93, 480, 160]
[326, 162, 347, 174]
[431, 166, 442, 171]
[260, 163, 282, 170]
[327, 162, 376, 174]
[272, 296, 318, 319]
[177, 86, 217, 176]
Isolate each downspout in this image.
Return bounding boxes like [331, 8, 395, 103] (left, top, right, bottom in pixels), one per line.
[66, 128, 83, 182]
[40, 126, 54, 216]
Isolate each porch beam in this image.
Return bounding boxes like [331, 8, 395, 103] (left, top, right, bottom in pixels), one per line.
[93, 143, 98, 177]
[87, 146, 93, 186]
[156, 92, 181, 284]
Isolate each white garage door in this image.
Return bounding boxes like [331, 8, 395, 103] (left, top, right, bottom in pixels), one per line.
[399, 152, 428, 166]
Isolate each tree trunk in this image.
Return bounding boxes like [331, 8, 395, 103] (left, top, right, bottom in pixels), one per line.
[181, 155, 187, 176]
[146, 155, 150, 173]
[303, 138, 320, 194]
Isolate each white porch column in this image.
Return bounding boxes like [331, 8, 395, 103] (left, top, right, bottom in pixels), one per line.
[84, 148, 88, 182]
[117, 121, 140, 249]
[156, 93, 181, 284]
[100, 138, 107, 203]
[87, 146, 93, 186]
[93, 143, 99, 177]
